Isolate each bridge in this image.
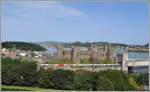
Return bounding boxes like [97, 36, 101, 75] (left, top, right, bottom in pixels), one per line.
[127, 59, 149, 67]
[120, 51, 149, 73]
[123, 59, 149, 73]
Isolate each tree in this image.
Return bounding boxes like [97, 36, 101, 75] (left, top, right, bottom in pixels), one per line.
[37, 69, 52, 88]
[137, 73, 149, 86]
[98, 70, 136, 91]
[49, 69, 74, 90]
[2, 57, 38, 86]
[2, 41, 46, 51]
[96, 76, 114, 91]
[37, 69, 74, 90]
[73, 41, 82, 46]
[73, 70, 97, 91]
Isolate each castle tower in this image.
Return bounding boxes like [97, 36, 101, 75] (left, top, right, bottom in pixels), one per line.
[57, 43, 64, 60]
[122, 47, 128, 72]
[104, 44, 108, 53]
[106, 43, 114, 62]
[71, 46, 80, 64]
[90, 43, 98, 64]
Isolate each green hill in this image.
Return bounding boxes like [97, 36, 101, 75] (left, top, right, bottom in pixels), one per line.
[2, 41, 46, 51]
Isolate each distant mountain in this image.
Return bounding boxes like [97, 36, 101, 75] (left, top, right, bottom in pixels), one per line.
[33, 41, 128, 48]
[33, 41, 71, 47]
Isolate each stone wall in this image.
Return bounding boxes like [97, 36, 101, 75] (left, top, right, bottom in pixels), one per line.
[56, 43, 117, 64]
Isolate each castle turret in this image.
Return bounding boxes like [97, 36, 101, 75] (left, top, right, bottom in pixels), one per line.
[71, 46, 80, 64]
[90, 43, 98, 64]
[122, 47, 128, 72]
[106, 43, 115, 62]
[57, 43, 64, 60]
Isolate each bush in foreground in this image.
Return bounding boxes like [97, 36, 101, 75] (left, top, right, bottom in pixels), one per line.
[137, 73, 149, 86]
[73, 70, 97, 91]
[2, 57, 37, 86]
[96, 76, 115, 91]
[2, 57, 141, 91]
[37, 69, 74, 90]
[98, 70, 137, 91]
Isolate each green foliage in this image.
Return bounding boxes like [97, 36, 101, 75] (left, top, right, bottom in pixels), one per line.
[73, 70, 97, 91]
[80, 59, 91, 64]
[2, 85, 31, 91]
[37, 69, 53, 88]
[50, 69, 74, 90]
[99, 59, 113, 64]
[137, 73, 149, 86]
[2, 41, 46, 51]
[2, 57, 140, 91]
[37, 69, 74, 90]
[2, 57, 38, 86]
[73, 41, 82, 46]
[65, 41, 128, 47]
[48, 59, 72, 64]
[96, 76, 115, 91]
[128, 75, 138, 89]
[98, 70, 136, 91]
[70, 41, 91, 47]
[1, 85, 62, 91]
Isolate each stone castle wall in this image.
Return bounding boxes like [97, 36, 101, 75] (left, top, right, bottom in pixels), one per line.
[56, 44, 116, 64]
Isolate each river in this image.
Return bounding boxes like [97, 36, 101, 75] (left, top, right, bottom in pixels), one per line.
[128, 52, 149, 60]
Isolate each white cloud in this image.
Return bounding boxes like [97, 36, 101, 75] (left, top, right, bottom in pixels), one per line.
[2, 1, 87, 18]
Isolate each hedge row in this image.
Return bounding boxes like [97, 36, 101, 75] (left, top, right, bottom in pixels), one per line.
[2, 57, 148, 91]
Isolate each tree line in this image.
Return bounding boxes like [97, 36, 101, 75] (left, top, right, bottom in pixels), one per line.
[1, 57, 149, 91]
[2, 41, 46, 51]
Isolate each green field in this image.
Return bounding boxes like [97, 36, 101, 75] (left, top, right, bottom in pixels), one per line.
[48, 59, 72, 64]
[48, 59, 114, 64]
[1, 85, 65, 91]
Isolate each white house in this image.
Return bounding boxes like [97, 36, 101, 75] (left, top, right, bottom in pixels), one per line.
[19, 52, 27, 57]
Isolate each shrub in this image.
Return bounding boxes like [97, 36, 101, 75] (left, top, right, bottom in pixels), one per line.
[37, 69, 52, 88]
[49, 69, 74, 90]
[137, 73, 149, 86]
[2, 57, 139, 91]
[73, 70, 97, 91]
[127, 74, 138, 90]
[96, 76, 114, 91]
[98, 70, 136, 91]
[37, 69, 74, 90]
[2, 57, 38, 86]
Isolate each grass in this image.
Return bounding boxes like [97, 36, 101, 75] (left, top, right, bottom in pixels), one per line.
[48, 59, 72, 64]
[1, 85, 65, 91]
[98, 59, 114, 64]
[80, 59, 91, 64]
[48, 59, 114, 64]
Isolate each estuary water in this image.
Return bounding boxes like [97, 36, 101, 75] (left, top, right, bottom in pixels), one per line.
[128, 52, 149, 60]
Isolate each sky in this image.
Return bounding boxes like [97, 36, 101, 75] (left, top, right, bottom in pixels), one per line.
[1, 1, 149, 45]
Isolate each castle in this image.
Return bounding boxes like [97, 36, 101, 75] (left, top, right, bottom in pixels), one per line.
[55, 43, 117, 64]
